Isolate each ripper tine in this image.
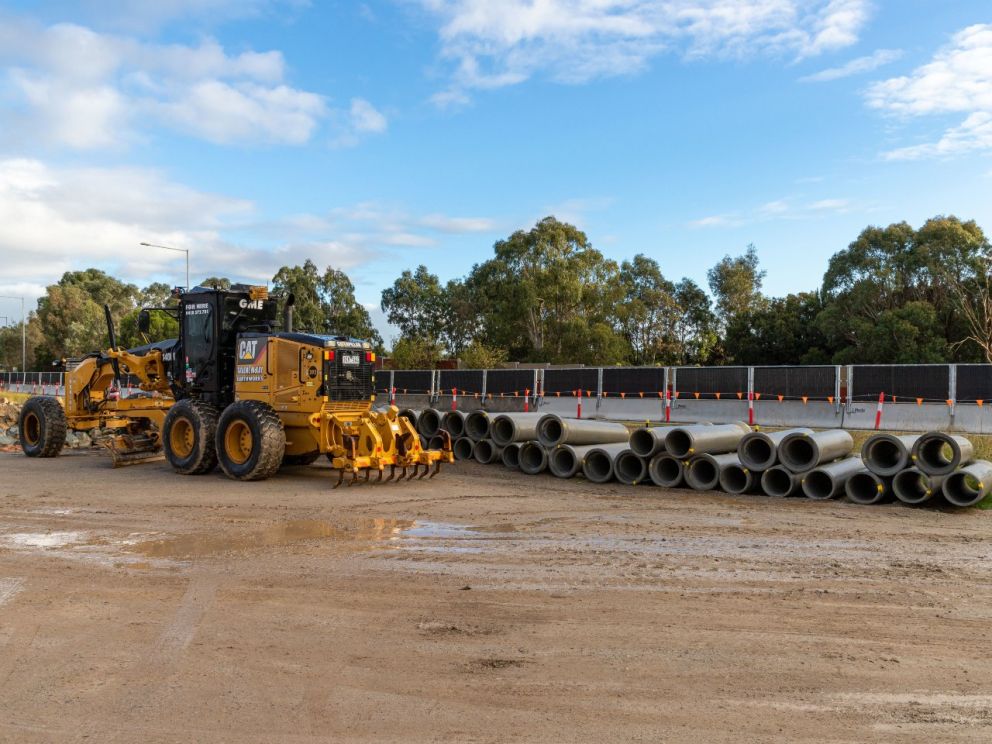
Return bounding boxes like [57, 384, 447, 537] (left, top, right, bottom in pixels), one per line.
[400, 466, 407, 481]
[364, 469, 371, 482]
[429, 462, 441, 479]
[407, 464, 419, 480]
[385, 465, 396, 482]
[376, 469, 384, 483]
[418, 464, 430, 479]
[333, 469, 345, 489]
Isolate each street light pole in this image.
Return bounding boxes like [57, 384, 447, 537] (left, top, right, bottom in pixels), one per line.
[140, 242, 190, 290]
[0, 295, 26, 371]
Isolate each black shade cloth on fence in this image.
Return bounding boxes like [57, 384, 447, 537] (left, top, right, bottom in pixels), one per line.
[542, 368, 599, 396]
[391, 370, 433, 395]
[953, 365, 992, 402]
[674, 367, 747, 397]
[753, 366, 835, 400]
[851, 364, 949, 402]
[484, 369, 535, 396]
[438, 369, 485, 396]
[602, 367, 665, 396]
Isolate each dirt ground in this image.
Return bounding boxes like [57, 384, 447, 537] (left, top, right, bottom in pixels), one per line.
[1, 450, 990, 743]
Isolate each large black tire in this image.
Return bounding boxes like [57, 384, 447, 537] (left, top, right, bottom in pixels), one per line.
[216, 400, 286, 481]
[163, 399, 219, 475]
[281, 451, 320, 467]
[19, 396, 67, 457]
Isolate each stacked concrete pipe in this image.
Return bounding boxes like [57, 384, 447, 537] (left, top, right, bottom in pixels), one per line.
[778, 430, 854, 473]
[761, 465, 803, 497]
[941, 460, 992, 507]
[464, 410, 492, 442]
[399, 408, 421, 430]
[417, 409, 443, 438]
[737, 428, 813, 472]
[844, 470, 893, 505]
[614, 450, 649, 485]
[801, 457, 865, 500]
[537, 414, 630, 448]
[892, 467, 944, 505]
[861, 434, 921, 477]
[720, 462, 759, 495]
[452, 437, 475, 461]
[443, 410, 468, 439]
[582, 443, 633, 484]
[549, 444, 599, 479]
[491, 413, 546, 447]
[648, 453, 686, 488]
[912, 433, 975, 476]
[686, 453, 742, 491]
[473, 439, 502, 465]
[501, 442, 522, 470]
[665, 423, 751, 459]
[519, 441, 549, 475]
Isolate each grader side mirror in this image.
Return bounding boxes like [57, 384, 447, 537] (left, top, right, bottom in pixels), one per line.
[137, 310, 151, 334]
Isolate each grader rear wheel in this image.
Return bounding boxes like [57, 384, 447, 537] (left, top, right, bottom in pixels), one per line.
[216, 400, 285, 481]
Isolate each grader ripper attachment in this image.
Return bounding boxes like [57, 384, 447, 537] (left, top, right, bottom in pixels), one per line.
[18, 284, 453, 484]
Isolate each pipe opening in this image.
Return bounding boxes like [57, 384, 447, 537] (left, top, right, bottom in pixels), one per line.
[893, 470, 930, 504]
[666, 430, 693, 459]
[445, 414, 466, 438]
[428, 435, 446, 450]
[520, 444, 546, 473]
[584, 451, 613, 482]
[501, 444, 521, 469]
[650, 456, 682, 487]
[721, 465, 750, 493]
[741, 437, 773, 469]
[688, 459, 718, 490]
[491, 418, 515, 446]
[615, 453, 645, 484]
[918, 437, 954, 470]
[539, 417, 565, 446]
[419, 410, 442, 437]
[465, 413, 489, 441]
[783, 437, 816, 470]
[453, 438, 474, 460]
[629, 429, 658, 457]
[762, 468, 794, 497]
[550, 448, 577, 477]
[943, 472, 983, 506]
[473, 440, 494, 463]
[846, 472, 881, 504]
[866, 439, 901, 470]
[803, 470, 834, 499]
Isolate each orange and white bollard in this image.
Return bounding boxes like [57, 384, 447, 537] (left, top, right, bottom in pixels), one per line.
[524, 388, 530, 413]
[874, 391, 885, 430]
[748, 391, 755, 427]
[577, 388, 583, 419]
[665, 388, 671, 423]
[451, 387, 458, 411]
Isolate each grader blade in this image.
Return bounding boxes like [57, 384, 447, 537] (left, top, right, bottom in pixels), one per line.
[95, 435, 164, 468]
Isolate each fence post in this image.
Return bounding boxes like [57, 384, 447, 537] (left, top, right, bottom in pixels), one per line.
[532, 369, 539, 410]
[596, 368, 603, 413]
[431, 369, 439, 405]
[747, 367, 755, 427]
[834, 365, 842, 414]
[845, 365, 854, 412]
[481, 369, 488, 402]
[949, 363, 957, 421]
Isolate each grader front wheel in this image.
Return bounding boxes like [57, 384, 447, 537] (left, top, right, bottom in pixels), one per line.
[19, 396, 67, 458]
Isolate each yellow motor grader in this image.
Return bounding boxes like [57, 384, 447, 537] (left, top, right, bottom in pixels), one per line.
[19, 284, 452, 484]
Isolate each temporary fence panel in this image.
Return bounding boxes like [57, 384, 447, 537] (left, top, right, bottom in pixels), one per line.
[954, 364, 992, 404]
[484, 369, 537, 399]
[391, 370, 434, 396]
[673, 367, 748, 399]
[437, 369, 486, 399]
[752, 366, 838, 403]
[850, 364, 950, 403]
[541, 368, 600, 398]
[601, 367, 666, 398]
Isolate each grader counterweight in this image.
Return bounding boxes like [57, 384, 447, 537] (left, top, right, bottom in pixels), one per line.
[19, 284, 453, 483]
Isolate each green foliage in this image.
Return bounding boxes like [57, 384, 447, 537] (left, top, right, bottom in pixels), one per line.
[725, 292, 830, 365]
[458, 341, 508, 369]
[272, 261, 381, 347]
[389, 336, 442, 369]
[199, 276, 231, 290]
[707, 244, 766, 327]
[0, 315, 43, 371]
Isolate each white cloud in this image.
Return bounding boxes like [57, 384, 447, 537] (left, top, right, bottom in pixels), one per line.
[0, 19, 332, 148]
[800, 48, 901, 82]
[866, 24, 992, 159]
[349, 98, 388, 133]
[688, 196, 852, 227]
[418, 214, 496, 232]
[419, 0, 873, 103]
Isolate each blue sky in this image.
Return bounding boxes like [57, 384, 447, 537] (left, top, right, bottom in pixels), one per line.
[1, 1, 990, 341]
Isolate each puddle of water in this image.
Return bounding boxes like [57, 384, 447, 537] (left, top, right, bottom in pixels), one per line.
[1, 531, 88, 549]
[127, 518, 415, 559]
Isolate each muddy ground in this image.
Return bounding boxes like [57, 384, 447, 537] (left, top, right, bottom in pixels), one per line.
[1, 450, 990, 743]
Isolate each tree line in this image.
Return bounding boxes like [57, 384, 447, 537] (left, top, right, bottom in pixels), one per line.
[2, 214, 990, 371]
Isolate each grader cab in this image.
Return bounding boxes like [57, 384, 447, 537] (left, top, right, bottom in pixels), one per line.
[19, 284, 453, 484]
